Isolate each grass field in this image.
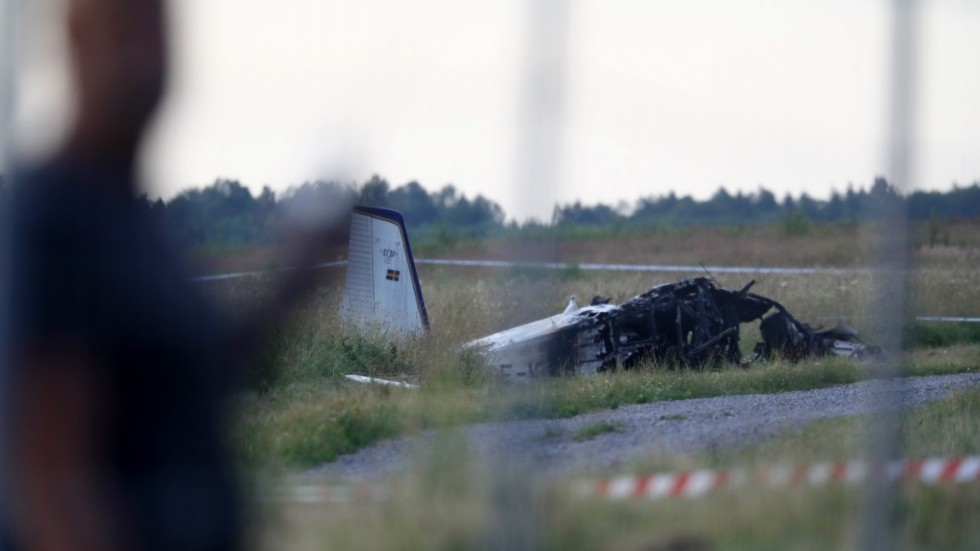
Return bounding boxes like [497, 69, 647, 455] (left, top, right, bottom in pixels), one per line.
[253, 387, 980, 550]
[211, 221, 980, 470]
[204, 221, 979, 549]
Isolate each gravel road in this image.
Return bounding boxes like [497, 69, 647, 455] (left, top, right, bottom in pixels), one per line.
[307, 373, 980, 481]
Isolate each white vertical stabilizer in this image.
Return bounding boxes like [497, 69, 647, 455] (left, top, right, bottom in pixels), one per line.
[340, 206, 428, 336]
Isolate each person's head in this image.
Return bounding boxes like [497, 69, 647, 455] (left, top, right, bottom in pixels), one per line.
[67, 0, 168, 154]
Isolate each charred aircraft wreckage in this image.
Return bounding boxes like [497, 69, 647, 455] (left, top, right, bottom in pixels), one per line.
[340, 206, 881, 381]
[466, 277, 881, 379]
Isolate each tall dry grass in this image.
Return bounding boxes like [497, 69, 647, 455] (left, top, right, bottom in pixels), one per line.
[202, 220, 979, 470]
[221, 251, 979, 469]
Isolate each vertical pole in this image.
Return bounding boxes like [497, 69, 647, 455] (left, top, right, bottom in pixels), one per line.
[0, 0, 16, 172]
[0, 0, 19, 522]
[480, 2, 571, 550]
[514, 0, 569, 226]
[860, 1, 919, 550]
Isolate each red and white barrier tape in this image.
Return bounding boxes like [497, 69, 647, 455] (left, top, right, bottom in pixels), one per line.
[260, 457, 978, 504]
[583, 457, 980, 501]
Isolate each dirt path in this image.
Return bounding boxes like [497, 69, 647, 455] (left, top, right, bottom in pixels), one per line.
[307, 373, 980, 481]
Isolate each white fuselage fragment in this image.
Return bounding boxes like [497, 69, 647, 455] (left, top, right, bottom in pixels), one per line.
[466, 304, 618, 380]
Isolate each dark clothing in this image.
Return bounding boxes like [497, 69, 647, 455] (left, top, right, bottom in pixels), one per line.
[2, 156, 241, 551]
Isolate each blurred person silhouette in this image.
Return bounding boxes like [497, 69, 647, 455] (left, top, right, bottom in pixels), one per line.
[1, 0, 243, 549]
[0, 0, 345, 549]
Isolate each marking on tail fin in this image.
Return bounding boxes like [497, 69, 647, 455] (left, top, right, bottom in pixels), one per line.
[341, 206, 428, 335]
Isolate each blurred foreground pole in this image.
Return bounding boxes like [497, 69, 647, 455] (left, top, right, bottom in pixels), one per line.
[480, 2, 571, 550]
[0, 0, 19, 515]
[860, 1, 919, 550]
[0, 0, 20, 329]
[0, 0, 16, 169]
[514, 0, 569, 227]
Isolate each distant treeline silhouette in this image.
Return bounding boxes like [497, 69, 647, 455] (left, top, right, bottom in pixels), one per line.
[1, 173, 977, 250]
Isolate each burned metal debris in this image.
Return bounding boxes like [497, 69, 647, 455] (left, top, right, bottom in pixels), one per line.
[477, 277, 880, 378]
[607, 277, 884, 371]
[611, 277, 881, 368]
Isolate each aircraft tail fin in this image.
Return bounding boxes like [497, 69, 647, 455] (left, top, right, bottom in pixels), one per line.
[340, 206, 429, 336]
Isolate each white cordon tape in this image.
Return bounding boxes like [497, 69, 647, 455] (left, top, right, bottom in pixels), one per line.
[258, 482, 388, 504]
[582, 457, 980, 501]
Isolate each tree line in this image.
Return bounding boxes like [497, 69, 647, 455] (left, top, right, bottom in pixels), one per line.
[138, 175, 507, 249]
[1, 173, 977, 250]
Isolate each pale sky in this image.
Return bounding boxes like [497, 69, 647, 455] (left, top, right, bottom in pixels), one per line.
[6, 0, 980, 221]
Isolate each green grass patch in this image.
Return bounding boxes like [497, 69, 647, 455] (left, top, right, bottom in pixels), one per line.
[905, 344, 980, 377]
[237, 387, 403, 467]
[904, 320, 980, 349]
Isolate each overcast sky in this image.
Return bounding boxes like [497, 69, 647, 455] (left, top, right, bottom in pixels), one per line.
[7, 0, 980, 221]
